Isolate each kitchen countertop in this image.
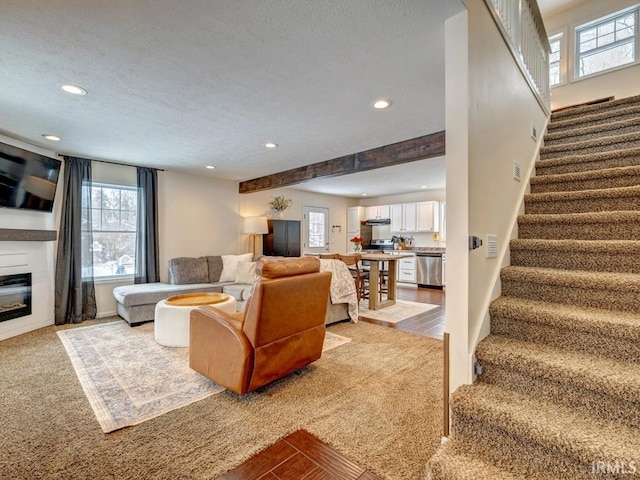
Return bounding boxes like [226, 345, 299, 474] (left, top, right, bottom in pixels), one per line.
[382, 247, 446, 254]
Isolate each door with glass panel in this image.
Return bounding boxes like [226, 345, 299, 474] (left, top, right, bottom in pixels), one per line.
[303, 206, 330, 254]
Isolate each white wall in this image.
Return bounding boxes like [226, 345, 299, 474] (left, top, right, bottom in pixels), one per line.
[445, 1, 549, 392]
[158, 171, 242, 281]
[239, 187, 352, 254]
[445, 9, 470, 391]
[545, 0, 640, 109]
[0, 135, 62, 340]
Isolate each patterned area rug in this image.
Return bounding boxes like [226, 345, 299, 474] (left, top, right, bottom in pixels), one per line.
[359, 299, 439, 323]
[58, 321, 351, 433]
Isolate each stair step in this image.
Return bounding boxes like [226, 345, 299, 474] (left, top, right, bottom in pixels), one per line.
[500, 265, 640, 312]
[517, 210, 640, 240]
[426, 442, 541, 480]
[530, 165, 640, 193]
[490, 296, 640, 361]
[551, 93, 640, 122]
[476, 335, 640, 428]
[524, 185, 640, 214]
[544, 117, 640, 147]
[535, 146, 640, 176]
[548, 104, 640, 135]
[509, 239, 640, 273]
[540, 132, 640, 160]
[450, 382, 640, 478]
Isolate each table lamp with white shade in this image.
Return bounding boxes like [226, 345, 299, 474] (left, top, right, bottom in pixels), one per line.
[243, 216, 269, 254]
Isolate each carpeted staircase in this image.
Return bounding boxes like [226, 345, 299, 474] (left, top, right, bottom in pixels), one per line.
[427, 94, 640, 479]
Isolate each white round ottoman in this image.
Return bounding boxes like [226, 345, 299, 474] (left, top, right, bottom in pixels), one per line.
[154, 292, 236, 347]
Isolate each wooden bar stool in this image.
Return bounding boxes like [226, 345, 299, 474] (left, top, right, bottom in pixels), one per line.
[338, 254, 370, 302]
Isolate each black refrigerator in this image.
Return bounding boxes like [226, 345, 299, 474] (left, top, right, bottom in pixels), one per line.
[263, 220, 301, 257]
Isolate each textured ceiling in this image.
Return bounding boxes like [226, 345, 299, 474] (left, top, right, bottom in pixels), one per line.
[1, 1, 466, 197]
[0, 1, 585, 198]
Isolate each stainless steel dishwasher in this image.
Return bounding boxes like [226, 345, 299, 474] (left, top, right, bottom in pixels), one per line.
[416, 252, 443, 289]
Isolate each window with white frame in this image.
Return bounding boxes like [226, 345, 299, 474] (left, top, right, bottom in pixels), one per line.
[576, 7, 638, 79]
[549, 33, 563, 86]
[82, 183, 137, 279]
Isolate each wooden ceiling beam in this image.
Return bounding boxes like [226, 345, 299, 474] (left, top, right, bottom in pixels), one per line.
[238, 130, 445, 194]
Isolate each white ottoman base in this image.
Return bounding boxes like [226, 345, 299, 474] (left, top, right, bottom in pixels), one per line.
[154, 295, 236, 347]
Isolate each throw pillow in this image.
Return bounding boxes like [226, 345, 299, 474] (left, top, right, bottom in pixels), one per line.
[235, 262, 257, 284]
[220, 253, 254, 282]
[169, 257, 209, 284]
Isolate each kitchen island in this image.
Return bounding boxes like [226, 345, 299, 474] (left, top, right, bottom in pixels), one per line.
[360, 252, 414, 310]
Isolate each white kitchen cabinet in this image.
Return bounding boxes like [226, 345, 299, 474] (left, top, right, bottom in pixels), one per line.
[416, 201, 440, 232]
[390, 203, 417, 233]
[389, 251, 417, 283]
[347, 206, 365, 235]
[398, 255, 417, 283]
[365, 205, 390, 219]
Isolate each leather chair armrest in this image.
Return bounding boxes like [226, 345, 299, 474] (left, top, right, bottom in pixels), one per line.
[189, 307, 254, 394]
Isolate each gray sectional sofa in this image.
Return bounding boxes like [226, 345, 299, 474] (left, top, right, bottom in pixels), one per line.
[113, 255, 354, 327]
[113, 255, 256, 326]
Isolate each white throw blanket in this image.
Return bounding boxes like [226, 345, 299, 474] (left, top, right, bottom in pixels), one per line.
[320, 259, 359, 322]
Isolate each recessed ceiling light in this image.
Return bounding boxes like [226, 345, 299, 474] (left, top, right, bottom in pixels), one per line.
[42, 134, 60, 141]
[421, 185, 428, 189]
[372, 98, 392, 109]
[206, 165, 216, 169]
[264, 142, 279, 149]
[60, 83, 87, 96]
[361, 193, 368, 196]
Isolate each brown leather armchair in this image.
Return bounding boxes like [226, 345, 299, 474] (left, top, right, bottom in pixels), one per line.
[189, 256, 332, 394]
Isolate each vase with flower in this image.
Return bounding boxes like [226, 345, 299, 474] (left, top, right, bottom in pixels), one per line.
[350, 236, 363, 253]
[267, 195, 292, 219]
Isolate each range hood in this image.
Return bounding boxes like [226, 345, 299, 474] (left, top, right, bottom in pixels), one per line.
[365, 218, 391, 226]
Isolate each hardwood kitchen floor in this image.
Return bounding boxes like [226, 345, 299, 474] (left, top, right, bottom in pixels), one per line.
[359, 286, 445, 340]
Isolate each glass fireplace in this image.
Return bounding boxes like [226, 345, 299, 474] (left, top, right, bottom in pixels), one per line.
[0, 273, 32, 322]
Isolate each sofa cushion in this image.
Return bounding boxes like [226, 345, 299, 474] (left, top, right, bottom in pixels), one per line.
[113, 282, 220, 307]
[206, 255, 223, 283]
[222, 283, 253, 302]
[257, 256, 319, 279]
[220, 253, 253, 282]
[169, 257, 209, 284]
[235, 261, 257, 284]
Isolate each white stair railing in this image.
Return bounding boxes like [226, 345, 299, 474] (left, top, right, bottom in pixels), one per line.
[485, 0, 551, 114]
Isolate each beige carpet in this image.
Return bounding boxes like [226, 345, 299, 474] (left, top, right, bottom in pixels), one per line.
[1, 318, 442, 480]
[427, 94, 640, 478]
[57, 321, 351, 433]
[359, 299, 439, 323]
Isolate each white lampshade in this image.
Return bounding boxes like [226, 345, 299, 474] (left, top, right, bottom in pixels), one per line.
[243, 216, 269, 235]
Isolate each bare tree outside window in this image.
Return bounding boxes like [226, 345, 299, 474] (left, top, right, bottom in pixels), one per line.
[82, 184, 137, 278]
[576, 10, 637, 78]
[549, 33, 563, 86]
[308, 211, 325, 248]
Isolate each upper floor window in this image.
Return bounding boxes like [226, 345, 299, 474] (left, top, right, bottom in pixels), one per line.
[549, 33, 563, 86]
[82, 183, 137, 279]
[576, 7, 638, 79]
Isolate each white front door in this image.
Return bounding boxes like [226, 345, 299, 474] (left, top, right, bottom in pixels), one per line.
[303, 206, 330, 254]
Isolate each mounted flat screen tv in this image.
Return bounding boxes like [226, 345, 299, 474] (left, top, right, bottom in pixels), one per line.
[0, 141, 61, 212]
